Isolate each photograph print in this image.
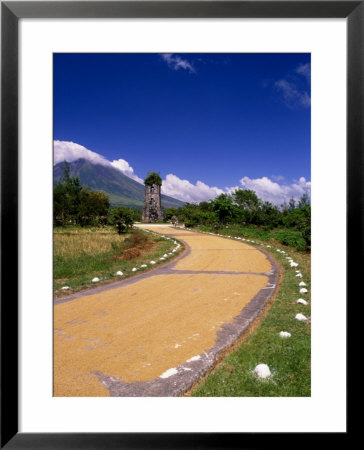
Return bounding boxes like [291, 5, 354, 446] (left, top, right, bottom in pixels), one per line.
[53, 53, 311, 397]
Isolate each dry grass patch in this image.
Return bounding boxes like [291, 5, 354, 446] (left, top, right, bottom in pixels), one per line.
[54, 226, 127, 259]
[121, 247, 141, 260]
[54, 226, 184, 296]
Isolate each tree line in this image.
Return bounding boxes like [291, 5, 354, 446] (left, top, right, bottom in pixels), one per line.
[163, 189, 311, 250]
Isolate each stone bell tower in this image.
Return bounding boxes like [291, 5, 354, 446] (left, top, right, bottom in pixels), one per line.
[142, 172, 164, 223]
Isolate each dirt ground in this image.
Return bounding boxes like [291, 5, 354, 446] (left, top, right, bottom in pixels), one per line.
[54, 225, 272, 396]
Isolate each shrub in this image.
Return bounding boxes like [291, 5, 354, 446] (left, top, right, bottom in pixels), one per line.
[273, 230, 306, 251]
[109, 206, 134, 234]
[129, 230, 149, 247]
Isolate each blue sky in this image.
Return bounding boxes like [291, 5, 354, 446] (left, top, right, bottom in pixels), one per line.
[54, 53, 310, 204]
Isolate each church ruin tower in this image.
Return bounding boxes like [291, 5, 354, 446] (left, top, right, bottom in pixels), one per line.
[142, 172, 164, 223]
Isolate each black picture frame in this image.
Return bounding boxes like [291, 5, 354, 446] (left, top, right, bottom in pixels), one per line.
[1, 1, 357, 448]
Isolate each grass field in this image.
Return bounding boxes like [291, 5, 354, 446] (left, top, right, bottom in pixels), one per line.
[188, 228, 311, 397]
[53, 226, 184, 297]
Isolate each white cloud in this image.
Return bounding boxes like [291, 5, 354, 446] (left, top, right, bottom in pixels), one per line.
[271, 175, 285, 182]
[161, 174, 224, 203]
[111, 159, 143, 184]
[296, 62, 311, 83]
[240, 176, 311, 205]
[160, 54, 195, 73]
[53, 140, 110, 166]
[274, 79, 310, 109]
[273, 62, 311, 109]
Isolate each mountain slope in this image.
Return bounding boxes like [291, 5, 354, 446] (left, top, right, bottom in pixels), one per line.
[53, 159, 185, 209]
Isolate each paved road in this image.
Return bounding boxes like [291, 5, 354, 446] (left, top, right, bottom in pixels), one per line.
[54, 225, 277, 396]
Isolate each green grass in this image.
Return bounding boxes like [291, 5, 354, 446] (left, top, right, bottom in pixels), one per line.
[53, 226, 184, 296]
[190, 228, 311, 397]
[199, 224, 307, 251]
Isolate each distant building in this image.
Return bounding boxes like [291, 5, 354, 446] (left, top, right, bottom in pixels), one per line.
[142, 172, 164, 223]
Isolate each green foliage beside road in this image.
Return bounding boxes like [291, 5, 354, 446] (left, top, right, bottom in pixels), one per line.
[165, 188, 311, 252]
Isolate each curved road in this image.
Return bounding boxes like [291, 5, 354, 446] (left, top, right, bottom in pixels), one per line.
[54, 225, 278, 396]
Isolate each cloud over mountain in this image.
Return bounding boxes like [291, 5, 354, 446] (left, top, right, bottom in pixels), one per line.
[54, 140, 143, 184]
[111, 158, 143, 184]
[54, 140, 310, 207]
[54, 140, 110, 167]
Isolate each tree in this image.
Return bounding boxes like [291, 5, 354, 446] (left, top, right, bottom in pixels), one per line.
[78, 187, 110, 226]
[232, 189, 260, 210]
[53, 161, 81, 226]
[288, 198, 296, 212]
[256, 201, 281, 229]
[298, 193, 310, 208]
[53, 161, 112, 227]
[53, 181, 68, 226]
[296, 205, 311, 250]
[128, 207, 142, 222]
[211, 194, 235, 226]
[109, 206, 134, 234]
[283, 204, 311, 250]
[231, 189, 261, 224]
[164, 207, 179, 221]
[198, 201, 213, 212]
